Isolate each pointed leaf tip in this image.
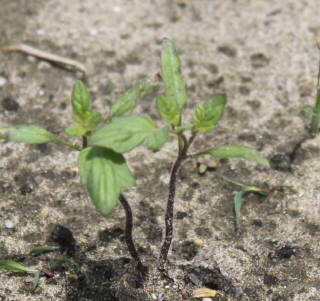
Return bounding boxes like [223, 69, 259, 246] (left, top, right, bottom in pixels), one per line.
[159, 39, 186, 125]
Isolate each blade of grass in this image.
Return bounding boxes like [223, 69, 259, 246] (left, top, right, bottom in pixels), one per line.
[31, 270, 40, 293]
[0, 260, 36, 273]
[234, 191, 243, 229]
[29, 246, 59, 255]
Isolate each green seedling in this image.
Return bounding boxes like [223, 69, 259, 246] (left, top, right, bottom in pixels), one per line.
[0, 244, 78, 292]
[1, 39, 269, 277]
[29, 246, 60, 255]
[197, 154, 217, 174]
[302, 44, 320, 136]
[213, 172, 296, 231]
[0, 260, 39, 292]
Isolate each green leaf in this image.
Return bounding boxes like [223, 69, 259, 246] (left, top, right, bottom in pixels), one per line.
[198, 164, 207, 174]
[85, 110, 102, 130]
[0, 260, 36, 273]
[160, 39, 186, 124]
[0, 125, 57, 144]
[29, 246, 59, 255]
[146, 125, 169, 151]
[234, 191, 243, 227]
[31, 270, 40, 293]
[78, 146, 135, 215]
[89, 115, 161, 153]
[193, 94, 227, 131]
[242, 185, 268, 195]
[157, 95, 180, 125]
[108, 77, 158, 120]
[71, 80, 90, 120]
[65, 124, 87, 137]
[207, 145, 270, 167]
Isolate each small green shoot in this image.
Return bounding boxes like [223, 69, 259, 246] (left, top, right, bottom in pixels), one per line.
[302, 43, 320, 136]
[0, 260, 40, 292]
[197, 154, 217, 174]
[0, 260, 37, 273]
[32, 271, 40, 293]
[29, 246, 59, 255]
[213, 172, 296, 231]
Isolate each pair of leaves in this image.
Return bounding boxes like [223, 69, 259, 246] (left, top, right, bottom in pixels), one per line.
[157, 39, 226, 133]
[65, 81, 102, 137]
[193, 94, 226, 131]
[157, 39, 186, 126]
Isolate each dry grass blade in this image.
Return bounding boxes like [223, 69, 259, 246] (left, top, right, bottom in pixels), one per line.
[0, 44, 87, 73]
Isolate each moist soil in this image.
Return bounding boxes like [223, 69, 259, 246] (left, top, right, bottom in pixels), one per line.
[0, 1, 319, 300]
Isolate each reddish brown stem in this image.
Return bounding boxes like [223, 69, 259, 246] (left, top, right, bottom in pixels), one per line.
[119, 194, 146, 278]
[82, 136, 88, 148]
[159, 133, 196, 271]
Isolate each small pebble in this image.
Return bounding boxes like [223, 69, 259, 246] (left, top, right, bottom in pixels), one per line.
[27, 55, 36, 63]
[194, 238, 204, 246]
[202, 298, 212, 301]
[37, 61, 51, 70]
[89, 28, 98, 36]
[151, 293, 157, 300]
[235, 287, 243, 297]
[5, 220, 14, 229]
[0, 76, 7, 87]
[37, 29, 45, 35]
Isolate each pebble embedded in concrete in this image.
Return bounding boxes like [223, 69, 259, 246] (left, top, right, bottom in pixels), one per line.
[37, 61, 51, 70]
[0, 76, 7, 87]
[4, 220, 14, 229]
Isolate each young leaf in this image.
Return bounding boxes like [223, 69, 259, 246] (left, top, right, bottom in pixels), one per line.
[0, 125, 57, 144]
[108, 76, 158, 120]
[31, 270, 40, 293]
[160, 39, 186, 124]
[0, 260, 36, 273]
[89, 115, 162, 153]
[29, 246, 59, 255]
[157, 95, 180, 126]
[207, 145, 270, 167]
[71, 80, 90, 120]
[146, 125, 170, 151]
[234, 191, 243, 227]
[78, 146, 135, 215]
[85, 110, 102, 130]
[193, 94, 227, 131]
[65, 124, 87, 137]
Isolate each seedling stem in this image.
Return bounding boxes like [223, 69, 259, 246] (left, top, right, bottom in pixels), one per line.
[159, 132, 196, 271]
[119, 194, 146, 278]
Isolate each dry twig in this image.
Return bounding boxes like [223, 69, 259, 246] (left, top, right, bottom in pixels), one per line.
[1, 44, 87, 73]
